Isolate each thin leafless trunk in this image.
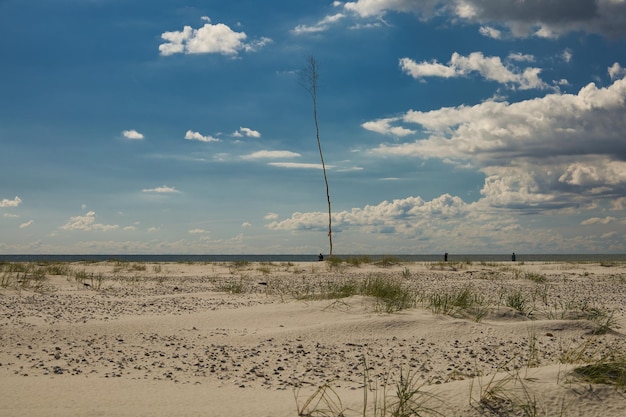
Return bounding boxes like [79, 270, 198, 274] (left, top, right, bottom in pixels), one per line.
[300, 56, 332, 257]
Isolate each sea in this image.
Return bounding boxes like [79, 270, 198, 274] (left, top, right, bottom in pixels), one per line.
[1, 254, 625, 263]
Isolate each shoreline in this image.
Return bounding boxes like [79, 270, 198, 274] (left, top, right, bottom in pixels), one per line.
[2, 253, 626, 264]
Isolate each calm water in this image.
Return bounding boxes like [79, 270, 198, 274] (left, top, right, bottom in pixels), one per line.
[1, 254, 625, 263]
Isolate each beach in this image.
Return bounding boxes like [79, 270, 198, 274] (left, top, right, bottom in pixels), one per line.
[1, 260, 625, 416]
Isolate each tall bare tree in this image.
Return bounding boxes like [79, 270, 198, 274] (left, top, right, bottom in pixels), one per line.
[300, 55, 332, 257]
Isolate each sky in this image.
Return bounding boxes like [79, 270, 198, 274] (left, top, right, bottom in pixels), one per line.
[2, 0, 626, 255]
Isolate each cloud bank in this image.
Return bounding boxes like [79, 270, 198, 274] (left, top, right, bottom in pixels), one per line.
[343, 0, 626, 38]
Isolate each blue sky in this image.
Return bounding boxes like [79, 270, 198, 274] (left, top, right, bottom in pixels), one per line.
[2, 0, 626, 255]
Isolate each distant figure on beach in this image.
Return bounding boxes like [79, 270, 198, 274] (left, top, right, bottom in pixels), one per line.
[318, 253, 324, 261]
[444, 252, 448, 262]
[512, 252, 516, 262]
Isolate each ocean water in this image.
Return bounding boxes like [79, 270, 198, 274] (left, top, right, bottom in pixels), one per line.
[1, 254, 625, 263]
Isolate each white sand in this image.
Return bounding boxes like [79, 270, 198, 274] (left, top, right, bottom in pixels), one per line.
[1, 260, 624, 416]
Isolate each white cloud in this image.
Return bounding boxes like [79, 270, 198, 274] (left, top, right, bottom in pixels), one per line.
[369, 76, 626, 210]
[188, 228, 208, 234]
[142, 185, 180, 193]
[264, 212, 279, 220]
[242, 150, 301, 160]
[561, 49, 573, 63]
[362, 118, 416, 136]
[159, 17, 270, 56]
[609, 62, 626, 80]
[399, 58, 457, 79]
[61, 211, 119, 232]
[507, 52, 534, 63]
[344, 0, 428, 18]
[3, 213, 19, 218]
[242, 222, 252, 228]
[479, 25, 502, 39]
[122, 129, 144, 140]
[400, 52, 549, 90]
[0, 196, 22, 208]
[292, 13, 346, 34]
[19, 220, 34, 228]
[232, 127, 261, 138]
[185, 130, 220, 142]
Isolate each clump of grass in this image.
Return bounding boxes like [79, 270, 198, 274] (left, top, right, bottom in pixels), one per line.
[506, 290, 533, 317]
[294, 383, 346, 417]
[428, 262, 459, 271]
[294, 361, 445, 417]
[0, 262, 48, 291]
[574, 360, 626, 390]
[360, 274, 416, 313]
[583, 307, 618, 335]
[218, 278, 245, 294]
[325, 256, 345, 270]
[257, 266, 272, 275]
[524, 272, 547, 283]
[41, 262, 71, 276]
[229, 261, 250, 274]
[471, 361, 541, 417]
[428, 285, 483, 316]
[344, 255, 373, 267]
[388, 369, 445, 417]
[130, 263, 147, 271]
[113, 261, 129, 273]
[293, 274, 416, 313]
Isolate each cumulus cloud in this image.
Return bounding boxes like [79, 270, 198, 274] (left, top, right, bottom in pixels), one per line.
[142, 185, 180, 193]
[343, 0, 626, 38]
[369, 76, 626, 210]
[232, 127, 261, 138]
[242, 150, 301, 160]
[188, 228, 208, 234]
[0, 196, 22, 208]
[61, 211, 119, 232]
[122, 129, 144, 140]
[185, 130, 220, 143]
[400, 52, 549, 90]
[159, 16, 271, 56]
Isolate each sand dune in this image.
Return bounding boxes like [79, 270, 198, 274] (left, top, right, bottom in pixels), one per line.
[1, 260, 624, 416]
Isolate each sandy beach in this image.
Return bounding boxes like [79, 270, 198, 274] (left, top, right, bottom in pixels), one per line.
[1, 259, 625, 416]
